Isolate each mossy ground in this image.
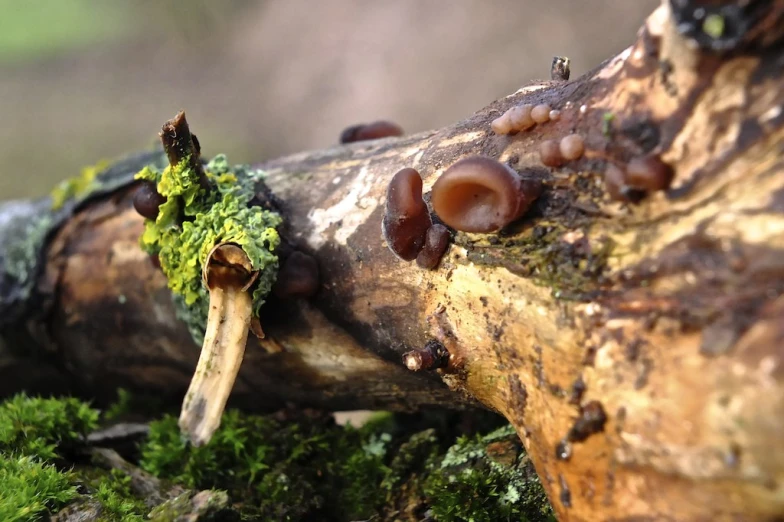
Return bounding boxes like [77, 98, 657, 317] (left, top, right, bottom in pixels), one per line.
[0, 393, 554, 521]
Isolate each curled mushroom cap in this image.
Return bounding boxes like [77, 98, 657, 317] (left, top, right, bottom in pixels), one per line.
[382, 168, 432, 260]
[431, 156, 542, 233]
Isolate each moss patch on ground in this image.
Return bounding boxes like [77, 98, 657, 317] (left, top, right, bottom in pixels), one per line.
[0, 393, 554, 521]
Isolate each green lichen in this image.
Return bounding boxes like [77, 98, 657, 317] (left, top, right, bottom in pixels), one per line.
[50, 160, 110, 210]
[135, 154, 281, 342]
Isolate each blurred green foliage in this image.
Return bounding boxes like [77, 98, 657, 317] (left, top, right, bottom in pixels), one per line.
[0, 0, 131, 64]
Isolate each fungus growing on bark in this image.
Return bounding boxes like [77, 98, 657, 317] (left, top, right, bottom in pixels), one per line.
[626, 154, 675, 191]
[340, 121, 404, 143]
[382, 168, 432, 260]
[416, 224, 451, 270]
[559, 134, 585, 161]
[431, 156, 542, 233]
[492, 104, 536, 135]
[539, 140, 565, 167]
[549, 109, 562, 121]
[273, 251, 320, 299]
[132, 181, 167, 220]
[531, 104, 552, 124]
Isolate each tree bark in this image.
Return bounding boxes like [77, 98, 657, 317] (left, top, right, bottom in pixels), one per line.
[2, 2, 783, 521]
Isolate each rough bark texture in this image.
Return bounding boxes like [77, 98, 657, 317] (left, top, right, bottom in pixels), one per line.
[1, 2, 783, 521]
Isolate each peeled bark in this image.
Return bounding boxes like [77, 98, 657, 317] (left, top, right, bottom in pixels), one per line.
[1, 2, 783, 521]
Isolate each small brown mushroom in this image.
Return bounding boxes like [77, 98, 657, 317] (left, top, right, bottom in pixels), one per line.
[549, 109, 562, 121]
[416, 224, 451, 270]
[133, 181, 167, 220]
[273, 251, 320, 299]
[539, 140, 565, 167]
[626, 154, 674, 191]
[382, 168, 432, 260]
[490, 113, 513, 135]
[431, 156, 542, 233]
[340, 120, 404, 143]
[559, 134, 585, 161]
[531, 104, 552, 124]
[508, 104, 535, 131]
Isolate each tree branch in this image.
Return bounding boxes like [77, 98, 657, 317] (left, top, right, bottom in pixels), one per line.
[1, 2, 783, 520]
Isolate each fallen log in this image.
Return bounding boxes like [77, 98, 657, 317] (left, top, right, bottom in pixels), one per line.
[1, 1, 783, 520]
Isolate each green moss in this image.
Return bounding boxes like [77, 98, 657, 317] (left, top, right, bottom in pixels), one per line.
[0, 454, 78, 522]
[50, 161, 110, 210]
[91, 469, 146, 522]
[135, 154, 281, 343]
[139, 410, 391, 521]
[466, 224, 614, 301]
[0, 393, 99, 459]
[0, 394, 554, 521]
[424, 425, 555, 522]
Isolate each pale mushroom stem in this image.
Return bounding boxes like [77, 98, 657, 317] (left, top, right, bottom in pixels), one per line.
[178, 242, 257, 447]
[178, 285, 252, 446]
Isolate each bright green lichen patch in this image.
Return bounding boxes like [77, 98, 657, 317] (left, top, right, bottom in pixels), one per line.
[135, 154, 281, 341]
[50, 160, 110, 210]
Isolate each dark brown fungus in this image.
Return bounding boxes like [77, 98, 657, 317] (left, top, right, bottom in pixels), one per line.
[133, 181, 167, 220]
[567, 400, 607, 442]
[273, 251, 320, 299]
[382, 168, 432, 260]
[626, 154, 675, 192]
[340, 120, 404, 143]
[431, 156, 542, 233]
[416, 224, 451, 270]
[539, 140, 564, 167]
[403, 339, 449, 371]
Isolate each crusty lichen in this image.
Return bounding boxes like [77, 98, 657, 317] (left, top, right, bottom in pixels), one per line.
[135, 154, 281, 342]
[50, 161, 111, 211]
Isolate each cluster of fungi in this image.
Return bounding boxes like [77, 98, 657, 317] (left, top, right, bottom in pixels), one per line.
[382, 157, 543, 271]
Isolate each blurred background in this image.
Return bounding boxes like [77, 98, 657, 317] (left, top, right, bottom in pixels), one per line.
[0, 0, 657, 201]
